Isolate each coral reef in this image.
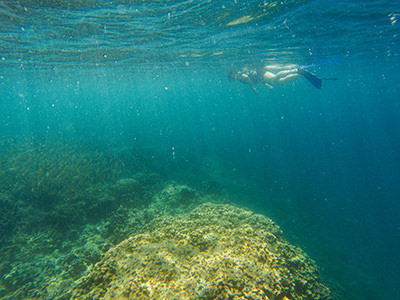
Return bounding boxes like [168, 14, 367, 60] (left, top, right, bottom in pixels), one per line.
[0, 139, 154, 204]
[149, 183, 204, 215]
[102, 182, 216, 244]
[0, 140, 116, 207]
[0, 140, 164, 299]
[0, 192, 20, 247]
[110, 172, 161, 208]
[0, 140, 333, 300]
[0, 225, 112, 300]
[67, 203, 332, 300]
[0, 169, 211, 299]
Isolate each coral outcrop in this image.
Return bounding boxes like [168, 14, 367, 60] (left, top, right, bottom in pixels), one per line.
[68, 203, 332, 300]
[0, 140, 333, 300]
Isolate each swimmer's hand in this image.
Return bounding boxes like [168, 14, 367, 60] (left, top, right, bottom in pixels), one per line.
[265, 83, 273, 89]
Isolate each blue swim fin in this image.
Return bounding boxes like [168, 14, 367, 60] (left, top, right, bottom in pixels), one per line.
[297, 68, 322, 89]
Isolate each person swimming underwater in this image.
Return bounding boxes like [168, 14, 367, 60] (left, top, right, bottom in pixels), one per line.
[228, 64, 324, 94]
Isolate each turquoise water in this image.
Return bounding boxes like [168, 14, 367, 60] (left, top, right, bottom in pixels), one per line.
[1, 0, 400, 299]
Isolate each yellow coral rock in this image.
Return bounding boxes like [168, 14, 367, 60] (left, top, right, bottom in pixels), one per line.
[67, 203, 332, 300]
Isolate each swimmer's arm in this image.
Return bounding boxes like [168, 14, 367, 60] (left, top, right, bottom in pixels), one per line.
[236, 73, 259, 94]
[250, 84, 259, 94]
[264, 83, 273, 89]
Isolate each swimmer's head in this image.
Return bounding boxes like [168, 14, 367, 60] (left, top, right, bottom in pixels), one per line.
[228, 70, 238, 81]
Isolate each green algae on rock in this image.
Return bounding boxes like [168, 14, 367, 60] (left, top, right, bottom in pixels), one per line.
[67, 203, 332, 300]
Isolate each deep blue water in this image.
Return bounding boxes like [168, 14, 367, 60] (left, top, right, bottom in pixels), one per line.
[1, 0, 400, 299]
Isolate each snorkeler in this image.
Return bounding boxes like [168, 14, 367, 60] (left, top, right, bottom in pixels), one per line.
[228, 64, 323, 94]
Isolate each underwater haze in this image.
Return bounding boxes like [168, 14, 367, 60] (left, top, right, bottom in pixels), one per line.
[1, 0, 400, 299]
